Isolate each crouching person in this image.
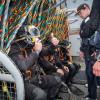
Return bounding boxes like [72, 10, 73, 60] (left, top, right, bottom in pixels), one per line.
[55, 39, 84, 96]
[8, 26, 47, 100]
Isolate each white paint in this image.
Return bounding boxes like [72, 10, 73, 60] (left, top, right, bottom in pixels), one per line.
[69, 34, 81, 56]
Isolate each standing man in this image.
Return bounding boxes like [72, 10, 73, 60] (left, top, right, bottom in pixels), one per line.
[91, 0, 100, 84]
[76, 3, 97, 100]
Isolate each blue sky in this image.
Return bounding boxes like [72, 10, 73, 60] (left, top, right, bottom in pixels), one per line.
[67, 0, 93, 29]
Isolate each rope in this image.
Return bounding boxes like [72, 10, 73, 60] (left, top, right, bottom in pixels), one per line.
[6, 0, 38, 50]
[0, 0, 68, 50]
[1, 0, 11, 49]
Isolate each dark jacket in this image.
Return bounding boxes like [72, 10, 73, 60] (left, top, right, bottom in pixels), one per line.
[90, 0, 100, 52]
[79, 17, 95, 55]
[80, 0, 100, 54]
[90, 0, 100, 33]
[39, 45, 58, 74]
[8, 41, 39, 72]
[80, 17, 95, 38]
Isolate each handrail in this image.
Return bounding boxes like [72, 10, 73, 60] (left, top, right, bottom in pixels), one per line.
[0, 51, 25, 100]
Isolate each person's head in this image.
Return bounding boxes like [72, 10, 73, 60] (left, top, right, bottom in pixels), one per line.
[76, 3, 90, 19]
[44, 33, 59, 46]
[16, 25, 41, 48]
[59, 40, 71, 51]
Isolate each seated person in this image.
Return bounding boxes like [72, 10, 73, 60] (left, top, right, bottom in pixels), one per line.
[59, 40, 81, 84]
[8, 25, 47, 100]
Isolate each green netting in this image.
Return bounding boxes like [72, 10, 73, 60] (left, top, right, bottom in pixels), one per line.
[0, 0, 68, 52]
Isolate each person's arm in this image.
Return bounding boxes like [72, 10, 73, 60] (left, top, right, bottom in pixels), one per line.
[10, 52, 39, 72]
[79, 23, 85, 59]
[9, 39, 42, 72]
[39, 58, 57, 72]
[86, 0, 100, 37]
[79, 23, 84, 51]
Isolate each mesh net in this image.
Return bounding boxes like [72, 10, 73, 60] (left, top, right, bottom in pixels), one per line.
[0, 64, 17, 100]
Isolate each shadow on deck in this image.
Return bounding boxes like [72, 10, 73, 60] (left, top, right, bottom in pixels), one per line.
[58, 70, 100, 100]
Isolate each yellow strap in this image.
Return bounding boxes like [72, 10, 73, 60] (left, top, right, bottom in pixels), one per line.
[2, 82, 8, 92]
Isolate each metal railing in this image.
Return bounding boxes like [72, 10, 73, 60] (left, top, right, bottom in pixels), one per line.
[0, 51, 25, 100]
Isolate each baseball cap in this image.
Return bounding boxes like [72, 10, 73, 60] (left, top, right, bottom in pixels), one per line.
[75, 3, 90, 15]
